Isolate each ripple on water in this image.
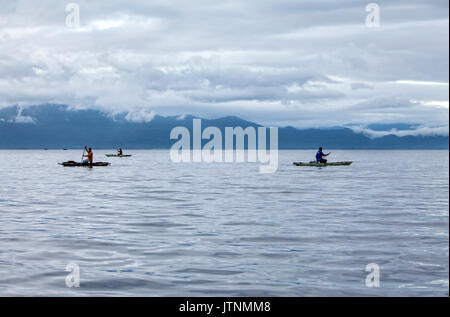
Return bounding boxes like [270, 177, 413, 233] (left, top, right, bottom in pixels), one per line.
[0, 150, 448, 296]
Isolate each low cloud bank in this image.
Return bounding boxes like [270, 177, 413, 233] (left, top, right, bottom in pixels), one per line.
[350, 126, 449, 138]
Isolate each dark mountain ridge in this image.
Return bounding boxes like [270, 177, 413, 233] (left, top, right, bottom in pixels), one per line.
[0, 104, 448, 149]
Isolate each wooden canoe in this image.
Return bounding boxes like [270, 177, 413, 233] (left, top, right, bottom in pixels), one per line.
[105, 154, 132, 157]
[59, 161, 111, 167]
[293, 161, 353, 167]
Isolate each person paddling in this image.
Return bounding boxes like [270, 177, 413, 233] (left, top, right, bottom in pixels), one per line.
[83, 147, 94, 164]
[118, 148, 123, 156]
[316, 147, 331, 163]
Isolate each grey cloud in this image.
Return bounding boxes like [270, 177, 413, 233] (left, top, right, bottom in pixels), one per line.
[351, 83, 373, 90]
[0, 0, 448, 129]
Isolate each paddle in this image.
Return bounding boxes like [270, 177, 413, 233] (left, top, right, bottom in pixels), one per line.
[81, 145, 87, 163]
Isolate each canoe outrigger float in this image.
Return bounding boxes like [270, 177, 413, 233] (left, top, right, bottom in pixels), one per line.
[59, 161, 110, 167]
[105, 154, 132, 157]
[293, 161, 353, 167]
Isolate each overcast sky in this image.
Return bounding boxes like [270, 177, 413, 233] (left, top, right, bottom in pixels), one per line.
[0, 0, 448, 132]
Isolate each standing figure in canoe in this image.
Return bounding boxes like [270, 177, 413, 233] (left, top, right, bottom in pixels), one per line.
[118, 148, 123, 156]
[83, 146, 94, 164]
[316, 147, 331, 163]
[58, 146, 110, 167]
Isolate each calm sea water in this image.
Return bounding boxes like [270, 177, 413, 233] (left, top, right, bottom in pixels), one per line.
[0, 150, 448, 296]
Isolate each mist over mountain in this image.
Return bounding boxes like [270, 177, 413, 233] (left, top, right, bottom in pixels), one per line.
[0, 105, 448, 149]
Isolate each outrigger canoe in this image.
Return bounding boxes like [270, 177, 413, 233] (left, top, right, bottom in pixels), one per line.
[105, 154, 132, 157]
[59, 161, 110, 167]
[293, 161, 353, 167]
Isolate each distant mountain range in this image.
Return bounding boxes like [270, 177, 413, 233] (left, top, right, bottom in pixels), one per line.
[0, 104, 448, 149]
